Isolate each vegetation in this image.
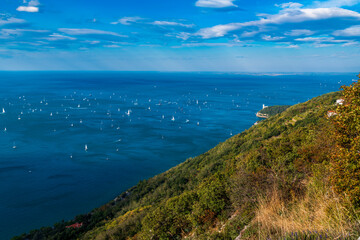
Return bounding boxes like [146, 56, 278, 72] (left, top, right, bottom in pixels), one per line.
[257, 105, 291, 118]
[13, 77, 360, 240]
[331, 75, 360, 208]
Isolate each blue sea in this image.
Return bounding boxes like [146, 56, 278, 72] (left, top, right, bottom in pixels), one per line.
[0, 72, 356, 239]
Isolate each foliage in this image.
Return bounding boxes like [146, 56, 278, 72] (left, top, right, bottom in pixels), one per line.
[331, 75, 360, 207]
[259, 105, 291, 116]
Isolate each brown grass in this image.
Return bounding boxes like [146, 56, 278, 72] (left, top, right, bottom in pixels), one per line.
[254, 184, 360, 239]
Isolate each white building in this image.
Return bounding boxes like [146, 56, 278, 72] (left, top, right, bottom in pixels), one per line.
[336, 99, 344, 105]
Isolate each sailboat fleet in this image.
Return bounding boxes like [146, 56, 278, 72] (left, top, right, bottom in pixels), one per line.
[1, 89, 212, 156]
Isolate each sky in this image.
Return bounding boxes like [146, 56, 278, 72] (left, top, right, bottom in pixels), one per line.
[0, 0, 360, 71]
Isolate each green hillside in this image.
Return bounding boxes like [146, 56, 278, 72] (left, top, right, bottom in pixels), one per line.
[14, 82, 360, 240]
[257, 105, 291, 118]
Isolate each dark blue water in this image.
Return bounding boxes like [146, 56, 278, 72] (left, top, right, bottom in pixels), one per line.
[0, 72, 355, 239]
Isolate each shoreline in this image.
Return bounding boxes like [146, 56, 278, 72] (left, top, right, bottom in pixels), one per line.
[256, 112, 269, 118]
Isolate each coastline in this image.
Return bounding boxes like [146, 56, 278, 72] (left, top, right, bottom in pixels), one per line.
[256, 112, 269, 118]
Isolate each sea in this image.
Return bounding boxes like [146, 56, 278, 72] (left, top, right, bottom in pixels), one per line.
[0, 72, 356, 239]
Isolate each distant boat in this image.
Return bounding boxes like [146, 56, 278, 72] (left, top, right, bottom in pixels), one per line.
[4, 127, 7, 132]
[126, 109, 131, 116]
[185, 119, 190, 123]
[1, 108, 5, 114]
[171, 116, 175, 121]
[12, 142, 16, 149]
[85, 144, 88, 152]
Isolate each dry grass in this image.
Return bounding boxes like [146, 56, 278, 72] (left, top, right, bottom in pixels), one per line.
[255, 184, 360, 239]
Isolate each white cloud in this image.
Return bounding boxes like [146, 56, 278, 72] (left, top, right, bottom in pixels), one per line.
[112, 17, 144, 25]
[285, 29, 315, 36]
[284, 44, 300, 48]
[275, 2, 304, 9]
[175, 32, 192, 40]
[104, 44, 121, 48]
[45, 33, 76, 41]
[0, 29, 48, 39]
[151, 21, 194, 28]
[314, 43, 334, 47]
[28, 0, 40, 6]
[241, 30, 261, 38]
[82, 40, 100, 44]
[262, 35, 285, 41]
[313, 0, 360, 8]
[196, 24, 240, 38]
[293, 35, 351, 48]
[342, 41, 360, 46]
[276, 44, 300, 48]
[175, 42, 243, 48]
[16, 6, 39, 12]
[196, 7, 360, 38]
[295, 36, 350, 43]
[58, 28, 128, 37]
[0, 17, 26, 26]
[113, 17, 195, 29]
[333, 25, 360, 36]
[17, 0, 40, 12]
[1, 29, 47, 34]
[195, 0, 237, 8]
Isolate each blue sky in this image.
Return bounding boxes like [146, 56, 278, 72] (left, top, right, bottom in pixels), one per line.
[1, 0, 360, 71]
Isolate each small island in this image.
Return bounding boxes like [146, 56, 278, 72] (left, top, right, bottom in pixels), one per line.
[256, 104, 291, 118]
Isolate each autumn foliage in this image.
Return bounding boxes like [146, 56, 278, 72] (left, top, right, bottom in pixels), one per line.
[331, 74, 360, 207]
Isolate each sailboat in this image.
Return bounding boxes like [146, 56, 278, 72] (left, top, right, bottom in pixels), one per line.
[85, 144, 88, 152]
[171, 116, 175, 121]
[1, 108, 5, 114]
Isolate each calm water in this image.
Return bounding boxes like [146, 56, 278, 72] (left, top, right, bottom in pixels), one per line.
[0, 72, 355, 239]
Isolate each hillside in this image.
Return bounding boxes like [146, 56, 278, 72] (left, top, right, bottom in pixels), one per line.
[14, 86, 360, 240]
[256, 105, 291, 118]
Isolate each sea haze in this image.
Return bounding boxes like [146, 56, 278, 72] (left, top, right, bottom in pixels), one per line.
[0, 72, 355, 239]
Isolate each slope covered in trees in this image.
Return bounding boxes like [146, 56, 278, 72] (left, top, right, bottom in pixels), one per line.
[258, 105, 291, 118]
[14, 79, 360, 240]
